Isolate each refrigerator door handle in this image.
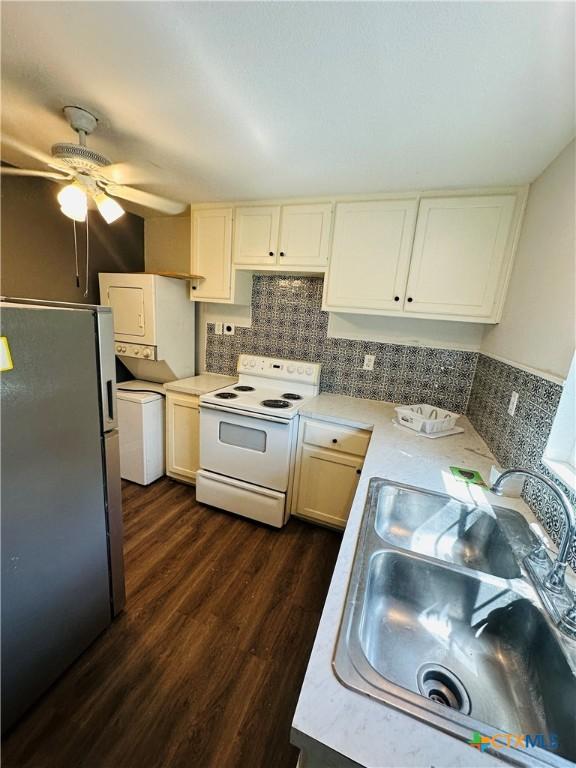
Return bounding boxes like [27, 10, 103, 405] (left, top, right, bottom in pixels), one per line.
[106, 379, 115, 422]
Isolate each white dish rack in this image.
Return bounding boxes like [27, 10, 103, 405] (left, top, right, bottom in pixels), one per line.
[394, 404, 460, 435]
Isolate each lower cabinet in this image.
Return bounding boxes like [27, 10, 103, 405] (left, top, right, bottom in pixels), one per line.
[292, 418, 370, 530]
[166, 392, 200, 484]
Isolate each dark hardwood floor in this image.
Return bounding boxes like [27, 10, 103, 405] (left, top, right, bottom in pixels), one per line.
[3, 477, 342, 768]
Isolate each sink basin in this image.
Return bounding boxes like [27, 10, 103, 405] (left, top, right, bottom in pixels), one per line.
[374, 483, 521, 578]
[362, 551, 575, 750]
[334, 478, 576, 767]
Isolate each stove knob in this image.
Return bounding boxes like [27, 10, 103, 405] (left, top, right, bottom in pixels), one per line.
[287, 365, 295, 373]
[133, 348, 140, 356]
[249, 360, 256, 368]
[116, 345, 123, 353]
[142, 349, 151, 359]
[305, 366, 313, 375]
[121, 346, 127, 353]
[297, 366, 304, 374]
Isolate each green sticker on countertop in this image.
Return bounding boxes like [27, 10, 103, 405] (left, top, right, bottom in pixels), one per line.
[450, 466, 486, 486]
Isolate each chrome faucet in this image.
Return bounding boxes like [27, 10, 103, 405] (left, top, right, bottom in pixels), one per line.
[490, 468, 576, 638]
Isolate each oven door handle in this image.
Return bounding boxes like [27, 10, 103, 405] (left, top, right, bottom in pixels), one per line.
[199, 401, 292, 425]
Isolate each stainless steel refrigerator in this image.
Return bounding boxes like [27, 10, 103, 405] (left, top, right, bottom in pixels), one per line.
[1, 298, 126, 732]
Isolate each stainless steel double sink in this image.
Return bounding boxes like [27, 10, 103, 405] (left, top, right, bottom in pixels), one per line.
[334, 478, 576, 767]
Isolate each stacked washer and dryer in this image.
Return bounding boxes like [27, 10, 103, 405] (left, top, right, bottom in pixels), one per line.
[98, 273, 196, 485]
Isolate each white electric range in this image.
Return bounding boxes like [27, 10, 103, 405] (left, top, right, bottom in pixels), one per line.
[196, 354, 321, 527]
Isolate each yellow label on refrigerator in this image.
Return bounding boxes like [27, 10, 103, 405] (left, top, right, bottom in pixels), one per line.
[0, 337, 14, 371]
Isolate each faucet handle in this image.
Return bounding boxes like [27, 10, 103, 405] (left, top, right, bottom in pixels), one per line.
[560, 593, 576, 638]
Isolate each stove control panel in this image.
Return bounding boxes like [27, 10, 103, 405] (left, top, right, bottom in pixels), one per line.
[237, 355, 321, 385]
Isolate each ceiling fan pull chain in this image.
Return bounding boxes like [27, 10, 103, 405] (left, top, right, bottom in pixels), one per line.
[73, 220, 80, 288]
[84, 210, 90, 298]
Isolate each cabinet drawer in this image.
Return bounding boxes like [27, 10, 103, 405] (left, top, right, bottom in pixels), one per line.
[302, 419, 370, 457]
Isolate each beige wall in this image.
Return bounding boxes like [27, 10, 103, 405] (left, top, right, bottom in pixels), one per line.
[1, 174, 144, 304]
[481, 141, 575, 380]
[144, 216, 190, 274]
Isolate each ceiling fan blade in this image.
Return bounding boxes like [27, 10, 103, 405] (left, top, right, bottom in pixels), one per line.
[98, 162, 160, 186]
[0, 166, 70, 181]
[1, 133, 66, 172]
[105, 184, 187, 215]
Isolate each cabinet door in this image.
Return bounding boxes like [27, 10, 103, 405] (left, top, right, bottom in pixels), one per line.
[295, 445, 362, 529]
[324, 200, 418, 311]
[405, 195, 516, 317]
[233, 206, 280, 265]
[191, 208, 233, 300]
[166, 394, 199, 482]
[278, 203, 332, 267]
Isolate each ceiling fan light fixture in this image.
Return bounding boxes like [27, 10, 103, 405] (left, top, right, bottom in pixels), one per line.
[93, 190, 125, 223]
[57, 182, 87, 222]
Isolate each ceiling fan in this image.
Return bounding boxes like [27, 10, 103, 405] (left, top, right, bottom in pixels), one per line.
[1, 106, 186, 222]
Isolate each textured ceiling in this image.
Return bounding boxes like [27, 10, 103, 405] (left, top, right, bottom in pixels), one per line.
[2, 2, 574, 212]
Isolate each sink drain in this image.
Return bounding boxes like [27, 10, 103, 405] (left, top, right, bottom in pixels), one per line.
[417, 664, 471, 715]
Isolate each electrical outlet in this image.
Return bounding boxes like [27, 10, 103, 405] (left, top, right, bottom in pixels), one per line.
[363, 354, 375, 371]
[214, 322, 223, 335]
[223, 323, 235, 336]
[508, 391, 519, 416]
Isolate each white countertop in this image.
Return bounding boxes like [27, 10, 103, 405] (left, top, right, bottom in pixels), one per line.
[292, 393, 542, 768]
[163, 373, 237, 396]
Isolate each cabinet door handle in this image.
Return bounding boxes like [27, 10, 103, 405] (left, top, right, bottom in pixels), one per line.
[332, 438, 338, 444]
[268, 251, 275, 257]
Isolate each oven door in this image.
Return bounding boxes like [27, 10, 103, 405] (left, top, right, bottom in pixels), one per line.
[200, 403, 294, 492]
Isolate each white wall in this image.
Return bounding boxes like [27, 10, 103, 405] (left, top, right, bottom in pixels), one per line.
[481, 140, 575, 380]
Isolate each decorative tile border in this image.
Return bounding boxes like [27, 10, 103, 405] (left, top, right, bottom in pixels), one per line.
[467, 354, 575, 570]
[205, 274, 479, 413]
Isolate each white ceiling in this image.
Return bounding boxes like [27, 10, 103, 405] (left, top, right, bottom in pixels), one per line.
[2, 2, 574, 212]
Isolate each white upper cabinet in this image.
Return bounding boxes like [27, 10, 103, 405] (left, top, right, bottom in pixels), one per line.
[190, 208, 251, 304]
[323, 200, 418, 312]
[404, 195, 517, 318]
[191, 208, 233, 300]
[233, 203, 331, 270]
[233, 206, 280, 265]
[277, 203, 332, 267]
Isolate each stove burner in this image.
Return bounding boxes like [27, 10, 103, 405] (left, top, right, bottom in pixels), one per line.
[261, 399, 291, 409]
[282, 393, 303, 401]
[234, 385, 255, 392]
[215, 391, 238, 399]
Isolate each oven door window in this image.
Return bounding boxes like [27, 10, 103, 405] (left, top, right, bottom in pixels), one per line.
[219, 420, 267, 453]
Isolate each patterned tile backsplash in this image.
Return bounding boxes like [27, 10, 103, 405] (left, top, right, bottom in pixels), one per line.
[205, 274, 478, 413]
[205, 274, 573, 569]
[468, 355, 575, 570]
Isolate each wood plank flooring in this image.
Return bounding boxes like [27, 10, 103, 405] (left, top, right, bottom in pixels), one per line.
[2, 477, 342, 768]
